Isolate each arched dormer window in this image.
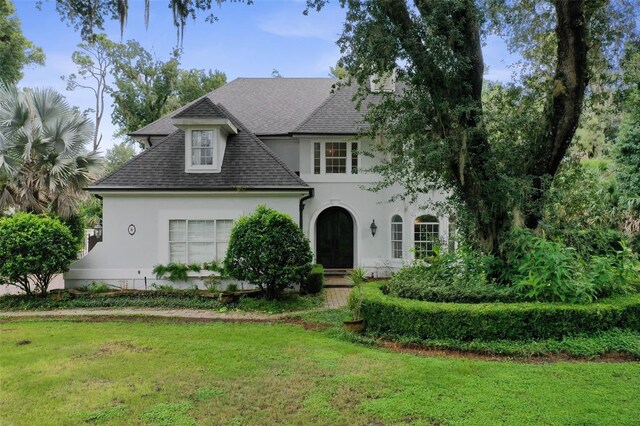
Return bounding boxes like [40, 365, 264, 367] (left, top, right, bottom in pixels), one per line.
[414, 215, 439, 258]
[391, 215, 403, 259]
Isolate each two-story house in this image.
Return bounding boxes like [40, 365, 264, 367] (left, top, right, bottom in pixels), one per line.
[65, 78, 450, 289]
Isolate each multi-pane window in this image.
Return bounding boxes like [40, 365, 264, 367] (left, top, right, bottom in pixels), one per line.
[312, 141, 358, 174]
[325, 142, 347, 173]
[169, 219, 232, 264]
[414, 215, 439, 258]
[391, 215, 403, 259]
[313, 143, 321, 174]
[191, 130, 214, 166]
[351, 142, 358, 174]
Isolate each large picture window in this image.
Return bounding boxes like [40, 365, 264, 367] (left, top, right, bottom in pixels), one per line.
[313, 141, 358, 175]
[191, 130, 214, 166]
[414, 215, 439, 258]
[391, 215, 403, 259]
[169, 219, 232, 264]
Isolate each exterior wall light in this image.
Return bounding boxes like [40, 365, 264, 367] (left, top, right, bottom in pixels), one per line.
[370, 219, 377, 237]
[94, 221, 103, 240]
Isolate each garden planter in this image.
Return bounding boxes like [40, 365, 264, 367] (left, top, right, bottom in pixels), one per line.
[219, 292, 239, 304]
[343, 319, 365, 333]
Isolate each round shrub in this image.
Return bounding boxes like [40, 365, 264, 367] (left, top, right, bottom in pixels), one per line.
[0, 213, 78, 296]
[224, 205, 313, 299]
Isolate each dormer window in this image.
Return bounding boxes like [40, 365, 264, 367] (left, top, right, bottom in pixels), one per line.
[170, 97, 238, 174]
[191, 130, 214, 166]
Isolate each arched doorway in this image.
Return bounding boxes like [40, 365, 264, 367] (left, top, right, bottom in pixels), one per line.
[315, 207, 354, 269]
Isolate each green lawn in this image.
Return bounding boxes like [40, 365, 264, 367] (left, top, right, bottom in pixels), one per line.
[1, 318, 639, 425]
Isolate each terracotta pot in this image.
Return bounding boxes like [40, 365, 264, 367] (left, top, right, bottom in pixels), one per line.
[343, 319, 366, 333]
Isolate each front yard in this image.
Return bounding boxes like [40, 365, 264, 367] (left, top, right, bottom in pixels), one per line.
[1, 317, 639, 425]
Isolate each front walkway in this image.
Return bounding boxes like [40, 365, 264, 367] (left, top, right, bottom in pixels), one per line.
[0, 288, 351, 321]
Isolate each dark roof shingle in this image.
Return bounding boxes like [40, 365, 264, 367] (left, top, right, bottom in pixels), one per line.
[174, 97, 228, 119]
[131, 78, 338, 137]
[92, 110, 308, 191]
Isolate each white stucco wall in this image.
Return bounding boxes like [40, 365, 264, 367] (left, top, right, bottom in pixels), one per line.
[65, 191, 304, 289]
[298, 136, 451, 277]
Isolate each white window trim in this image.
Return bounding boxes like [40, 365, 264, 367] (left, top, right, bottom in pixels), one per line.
[185, 127, 219, 173]
[169, 218, 233, 264]
[312, 141, 359, 175]
[413, 215, 440, 258]
[390, 214, 403, 260]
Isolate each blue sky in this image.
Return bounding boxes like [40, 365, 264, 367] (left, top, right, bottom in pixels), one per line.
[13, 0, 518, 151]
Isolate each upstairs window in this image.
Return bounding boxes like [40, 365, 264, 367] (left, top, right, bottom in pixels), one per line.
[391, 215, 403, 259]
[414, 215, 439, 258]
[191, 130, 214, 166]
[313, 141, 358, 175]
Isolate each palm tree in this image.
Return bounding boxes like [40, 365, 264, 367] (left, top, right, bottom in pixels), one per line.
[0, 84, 104, 219]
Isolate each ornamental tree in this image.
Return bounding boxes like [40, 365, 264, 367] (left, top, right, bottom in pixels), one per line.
[224, 206, 313, 300]
[0, 213, 79, 297]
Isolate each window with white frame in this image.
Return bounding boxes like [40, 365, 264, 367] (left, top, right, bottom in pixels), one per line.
[191, 130, 214, 166]
[313, 141, 358, 174]
[414, 215, 439, 258]
[391, 215, 403, 259]
[169, 219, 232, 264]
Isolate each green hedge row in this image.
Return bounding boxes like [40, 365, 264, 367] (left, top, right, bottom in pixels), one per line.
[361, 282, 640, 341]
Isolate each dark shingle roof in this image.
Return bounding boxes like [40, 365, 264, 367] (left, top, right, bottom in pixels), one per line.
[91, 109, 308, 192]
[294, 83, 369, 134]
[131, 78, 338, 137]
[174, 97, 228, 119]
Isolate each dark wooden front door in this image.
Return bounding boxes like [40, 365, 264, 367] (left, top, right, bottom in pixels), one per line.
[316, 207, 354, 269]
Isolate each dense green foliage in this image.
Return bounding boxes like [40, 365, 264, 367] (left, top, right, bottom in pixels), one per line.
[0, 1, 44, 84]
[225, 206, 313, 299]
[2, 319, 639, 425]
[0, 84, 104, 218]
[0, 213, 78, 296]
[303, 0, 639, 255]
[109, 40, 226, 137]
[300, 264, 324, 295]
[499, 229, 639, 303]
[388, 231, 639, 305]
[0, 289, 324, 313]
[363, 282, 640, 341]
[152, 262, 201, 282]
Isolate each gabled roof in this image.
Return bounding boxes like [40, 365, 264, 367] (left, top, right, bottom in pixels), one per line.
[130, 78, 338, 137]
[294, 83, 369, 135]
[91, 107, 308, 192]
[173, 97, 228, 119]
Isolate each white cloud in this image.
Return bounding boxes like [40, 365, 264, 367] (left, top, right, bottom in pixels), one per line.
[258, 8, 344, 41]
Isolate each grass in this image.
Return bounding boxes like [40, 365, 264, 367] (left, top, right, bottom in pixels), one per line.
[0, 291, 325, 313]
[1, 317, 639, 425]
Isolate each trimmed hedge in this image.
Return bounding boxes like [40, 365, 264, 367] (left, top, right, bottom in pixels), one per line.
[361, 282, 640, 341]
[301, 264, 324, 295]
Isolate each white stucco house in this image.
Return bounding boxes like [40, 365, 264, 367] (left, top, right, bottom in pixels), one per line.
[65, 77, 450, 289]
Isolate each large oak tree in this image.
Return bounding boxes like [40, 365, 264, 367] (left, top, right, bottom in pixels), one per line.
[306, 0, 637, 254]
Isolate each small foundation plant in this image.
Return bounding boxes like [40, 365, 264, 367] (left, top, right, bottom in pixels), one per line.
[344, 267, 367, 332]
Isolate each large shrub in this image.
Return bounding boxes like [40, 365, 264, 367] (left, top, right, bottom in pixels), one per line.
[500, 229, 639, 303]
[0, 213, 78, 296]
[224, 206, 313, 299]
[386, 247, 521, 303]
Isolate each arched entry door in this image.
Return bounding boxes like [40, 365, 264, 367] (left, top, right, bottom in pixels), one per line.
[315, 207, 354, 269]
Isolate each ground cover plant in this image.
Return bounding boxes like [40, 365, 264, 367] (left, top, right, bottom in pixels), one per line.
[0, 290, 325, 314]
[1, 318, 639, 425]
